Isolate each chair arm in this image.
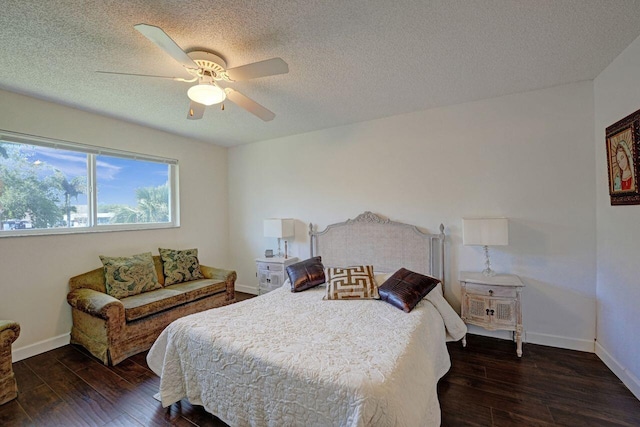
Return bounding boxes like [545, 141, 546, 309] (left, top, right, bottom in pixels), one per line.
[67, 288, 124, 321]
[0, 321, 20, 346]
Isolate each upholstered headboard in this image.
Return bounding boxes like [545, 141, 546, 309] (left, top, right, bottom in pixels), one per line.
[309, 211, 446, 287]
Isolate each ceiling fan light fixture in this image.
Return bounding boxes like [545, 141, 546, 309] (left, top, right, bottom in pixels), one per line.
[187, 83, 226, 106]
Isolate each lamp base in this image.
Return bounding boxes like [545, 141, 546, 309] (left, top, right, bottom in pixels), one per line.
[482, 267, 497, 277]
[482, 245, 497, 277]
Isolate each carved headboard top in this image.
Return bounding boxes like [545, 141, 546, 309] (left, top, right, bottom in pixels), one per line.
[309, 211, 445, 287]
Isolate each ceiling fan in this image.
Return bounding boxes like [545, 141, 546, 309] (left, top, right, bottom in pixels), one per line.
[98, 24, 289, 121]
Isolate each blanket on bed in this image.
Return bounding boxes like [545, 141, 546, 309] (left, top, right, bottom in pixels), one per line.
[147, 283, 466, 427]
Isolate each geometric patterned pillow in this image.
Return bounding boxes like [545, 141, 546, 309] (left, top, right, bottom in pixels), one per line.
[324, 265, 379, 300]
[99, 252, 161, 299]
[158, 248, 205, 286]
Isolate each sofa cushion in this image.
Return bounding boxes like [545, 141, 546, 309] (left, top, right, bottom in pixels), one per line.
[121, 289, 186, 322]
[121, 279, 227, 322]
[153, 256, 166, 285]
[159, 248, 205, 285]
[165, 279, 226, 303]
[99, 252, 161, 299]
[69, 267, 108, 293]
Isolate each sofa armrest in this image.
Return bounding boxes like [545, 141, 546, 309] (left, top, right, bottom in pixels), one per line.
[200, 265, 236, 301]
[200, 266, 235, 282]
[67, 288, 124, 321]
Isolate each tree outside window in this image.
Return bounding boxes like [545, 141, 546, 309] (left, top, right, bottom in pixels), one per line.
[0, 136, 175, 234]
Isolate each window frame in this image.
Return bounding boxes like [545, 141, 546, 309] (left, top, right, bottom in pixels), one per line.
[0, 129, 180, 237]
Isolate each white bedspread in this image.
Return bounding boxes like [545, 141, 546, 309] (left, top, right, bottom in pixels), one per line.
[147, 283, 466, 427]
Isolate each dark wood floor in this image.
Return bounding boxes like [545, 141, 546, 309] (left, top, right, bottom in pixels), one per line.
[2, 292, 639, 426]
[440, 334, 640, 426]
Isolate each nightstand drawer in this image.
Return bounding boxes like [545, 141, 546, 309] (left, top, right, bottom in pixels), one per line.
[257, 262, 284, 272]
[465, 283, 516, 298]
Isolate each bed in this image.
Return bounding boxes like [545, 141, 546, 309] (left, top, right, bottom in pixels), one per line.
[147, 212, 466, 426]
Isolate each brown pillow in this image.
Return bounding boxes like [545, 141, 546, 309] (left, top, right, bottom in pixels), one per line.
[286, 257, 325, 292]
[378, 268, 440, 312]
[324, 265, 379, 300]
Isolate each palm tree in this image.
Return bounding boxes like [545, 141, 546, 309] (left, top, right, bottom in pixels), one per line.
[110, 205, 140, 224]
[136, 184, 169, 222]
[109, 183, 169, 224]
[56, 173, 85, 227]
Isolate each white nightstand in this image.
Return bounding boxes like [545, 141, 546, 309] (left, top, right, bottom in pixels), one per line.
[256, 257, 299, 295]
[459, 272, 525, 357]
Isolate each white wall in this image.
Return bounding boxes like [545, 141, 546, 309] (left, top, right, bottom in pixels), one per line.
[594, 35, 640, 399]
[0, 90, 229, 361]
[229, 81, 596, 351]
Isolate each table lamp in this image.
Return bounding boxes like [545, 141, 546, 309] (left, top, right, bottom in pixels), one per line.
[462, 218, 509, 277]
[264, 218, 295, 258]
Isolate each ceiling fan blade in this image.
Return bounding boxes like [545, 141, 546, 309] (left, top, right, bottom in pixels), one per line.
[96, 71, 189, 81]
[134, 24, 199, 70]
[225, 58, 289, 81]
[224, 88, 275, 121]
[187, 101, 205, 120]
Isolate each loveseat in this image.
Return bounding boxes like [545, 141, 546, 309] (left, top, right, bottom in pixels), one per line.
[67, 255, 236, 365]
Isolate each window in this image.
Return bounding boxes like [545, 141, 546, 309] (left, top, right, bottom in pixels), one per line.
[97, 155, 171, 226]
[0, 130, 178, 236]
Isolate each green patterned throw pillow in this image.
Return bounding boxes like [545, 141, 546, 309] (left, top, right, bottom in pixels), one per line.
[99, 252, 161, 299]
[159, 247, 205, 285]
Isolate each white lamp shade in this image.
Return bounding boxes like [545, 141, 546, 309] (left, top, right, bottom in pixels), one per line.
[187, 84, 226, 106]
[462, 218, 509, 246]
[264, 218, 295, 238]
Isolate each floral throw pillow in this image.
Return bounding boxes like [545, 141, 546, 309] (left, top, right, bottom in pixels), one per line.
[159, 247, 205, 285]
[99, 252, 161, 299]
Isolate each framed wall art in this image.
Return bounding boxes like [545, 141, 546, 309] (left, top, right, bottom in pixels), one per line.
[606, 108, 640, 205]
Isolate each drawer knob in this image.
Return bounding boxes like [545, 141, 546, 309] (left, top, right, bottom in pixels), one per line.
[489, 289, 494, 295]
[486, 308, 490, 315]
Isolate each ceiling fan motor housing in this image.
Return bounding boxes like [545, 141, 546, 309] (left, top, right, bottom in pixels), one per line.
[188, 51, 228, 80]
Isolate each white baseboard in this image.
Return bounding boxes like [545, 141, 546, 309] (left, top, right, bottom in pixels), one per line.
[235, 283, 258, 295]
[12, 333, 70, 362]
[596, 342, 640, 400]
[526, 331, 595, 353]
[466, 326, 595, 353]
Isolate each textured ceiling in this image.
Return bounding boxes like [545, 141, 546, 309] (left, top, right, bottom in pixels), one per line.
[1, 1, 640, 147]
